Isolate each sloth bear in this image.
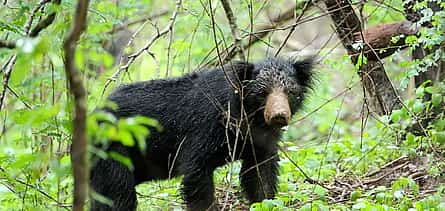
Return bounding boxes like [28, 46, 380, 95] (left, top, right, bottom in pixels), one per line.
[90, 57, 314, 210]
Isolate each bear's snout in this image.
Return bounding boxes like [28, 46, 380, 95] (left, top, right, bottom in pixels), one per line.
[264, 88, 291, 127]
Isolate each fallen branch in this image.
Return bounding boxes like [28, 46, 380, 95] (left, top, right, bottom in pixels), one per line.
[323, 155, 443, 206]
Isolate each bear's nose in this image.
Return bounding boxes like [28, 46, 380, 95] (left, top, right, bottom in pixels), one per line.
[264, 88, 291, 127]
[270, 112, 290, 127]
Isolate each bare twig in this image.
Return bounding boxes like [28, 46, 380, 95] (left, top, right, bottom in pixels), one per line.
[168, 136, 186, 179]
[274, 0, 311, 56]
[208, 1, 313, 66]
[6, 85, 32, 109]
[362, 161, 410, 184]
[165, 9, 177, 77]
[1, 0, 48, 109]
[103, 0, 182, 91]
[62, 0, 90, 210]
[245, 2, 308, 51]
[0, 166, 69, 209]
[108, 10, 171, 34]
[24, 0, 52, 34]
[220, 0, 245, 61]
[0, 55, 17, 110]
[0, 40, 16, 49]
[280, 147, 332, 190]
[29, 0, 62, 37]
[364, 156, 409, 177]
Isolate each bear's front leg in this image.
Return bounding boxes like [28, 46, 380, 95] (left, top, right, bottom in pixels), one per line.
[240, 150, 279, 203]
[182, 170, 217, 211]
[90, 156, 137, 211]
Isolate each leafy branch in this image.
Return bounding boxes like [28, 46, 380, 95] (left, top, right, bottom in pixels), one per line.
[0, 0, 61, 49]
[0, 0, 61, 110]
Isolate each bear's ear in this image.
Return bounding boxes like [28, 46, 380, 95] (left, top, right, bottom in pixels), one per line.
[226, 61, 255, 81]
[292, 57, 314, 88]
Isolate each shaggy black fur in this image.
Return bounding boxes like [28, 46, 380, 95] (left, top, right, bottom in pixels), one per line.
[90, 57, 314, 211]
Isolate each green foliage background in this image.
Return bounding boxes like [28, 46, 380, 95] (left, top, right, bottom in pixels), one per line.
[0, 0, 444, 210]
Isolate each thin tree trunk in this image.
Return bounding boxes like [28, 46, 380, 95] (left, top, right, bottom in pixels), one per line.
[405, 1, 445, 97]
[62, 0, 90, 210]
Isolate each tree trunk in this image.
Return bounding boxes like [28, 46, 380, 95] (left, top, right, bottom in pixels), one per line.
[324, 0, 401, 115]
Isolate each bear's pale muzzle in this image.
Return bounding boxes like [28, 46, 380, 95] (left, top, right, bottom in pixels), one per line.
[264, 88, 291, 127]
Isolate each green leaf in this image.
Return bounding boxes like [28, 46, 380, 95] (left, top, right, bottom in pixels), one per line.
[355, 53, 368, 69]
[11, 54, 31, 85]
[432, 131, 445, 145]
[90, 190, 114, 207]
[12, 105, 60, 126]
[391, 109, 403, 122]
[405, 35, 418, 45]
[133, 116, 162, 131]
[118, 129, 134, 147]
[108, 151, 134, 171]
[350, 190, 361, 201]
[376, 192, 386, 203]
[416, 86, 425, 98]
[431, 94, 442, 107]
[406, 133, 416, 146]
[412, 100, 424, 113]
[0, 20, 23, 34]
[16, 38, 39, 53]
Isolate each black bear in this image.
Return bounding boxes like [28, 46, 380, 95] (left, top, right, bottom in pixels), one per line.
[90, 57, 314, 210]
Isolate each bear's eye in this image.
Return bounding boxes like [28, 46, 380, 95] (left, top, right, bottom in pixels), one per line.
[285, 88, 298, 96]
[253, 84, 269, 96]
[293, 90, 301, 96]
[258, 88, 269, 97]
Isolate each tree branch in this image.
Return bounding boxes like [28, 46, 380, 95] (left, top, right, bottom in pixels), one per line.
[62, 0, 90, 210]
[352, 21, 419, 60]
[0, 40, 16, 49]
[324, 0, 401, 115]
[23, 0, 52, 34]
[0, 0, 60, 110]
[246, 2, 307, 50]
[29, 0, 62, 37]
[220, 0, 245, 61]
[0, 55, 17, 111]
[107, 10, 171, 34]
[0, 0, 61, 49]
[274, 1, 312, 56]
[209, 1, 311, 65]
[103, 0, 182, 92]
